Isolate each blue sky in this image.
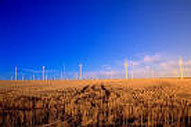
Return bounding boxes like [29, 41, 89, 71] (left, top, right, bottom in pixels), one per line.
[0, 0, 191, 79]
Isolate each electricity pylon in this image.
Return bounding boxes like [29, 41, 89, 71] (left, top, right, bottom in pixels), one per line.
[131, 70, 134, 79]
[33, 74, 35, 80]
[22, 74, 24, 81]
[11, 75, 13, 80]
[15, 66, 17, 81]
[60, 65, 63, 80]
[124, 59, 128, 80]
[79, 64, 83, 80]
[151, 67, 154, 78]
[60, 71, 63, 80]
[131, 63, 134, 80]
[61, 64, 66, 79]
[63, 65, 65, 79]
[42, 66, 45, 81]
[145, 66, 150, 79]
[179, 57, 184, 79]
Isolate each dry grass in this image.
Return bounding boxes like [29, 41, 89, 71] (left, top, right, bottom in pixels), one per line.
[0, 79, 191, 127]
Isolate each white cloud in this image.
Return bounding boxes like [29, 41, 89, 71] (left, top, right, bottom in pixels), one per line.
[160, 60, 178, 68]
[143, 54, 161, 63]
[82, 53, 191, 79]
[129, 60, 141, 66]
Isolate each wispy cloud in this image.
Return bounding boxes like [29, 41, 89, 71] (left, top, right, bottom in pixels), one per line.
[89, 53, 191, 79]
[6, 53, 190, 80]
[143, 54, 161, 63]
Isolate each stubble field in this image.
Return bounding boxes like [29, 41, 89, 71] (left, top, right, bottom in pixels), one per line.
[0, 79, 191, 127]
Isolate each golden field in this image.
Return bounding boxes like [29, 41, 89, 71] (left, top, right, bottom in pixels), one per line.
[0, 79, 191, 127]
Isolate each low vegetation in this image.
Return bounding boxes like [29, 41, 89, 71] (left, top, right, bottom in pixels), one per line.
[0, 79, 191, 127]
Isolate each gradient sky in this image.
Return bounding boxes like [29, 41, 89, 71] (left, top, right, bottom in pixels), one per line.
[0, 0, 191, 79]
